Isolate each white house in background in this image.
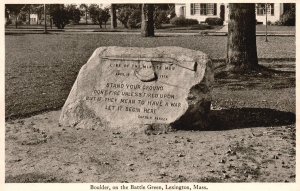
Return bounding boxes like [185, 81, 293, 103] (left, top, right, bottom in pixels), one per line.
[175, 3, 286, 25]
[256, 3, 284, 24]
[29, 14, 38, 25]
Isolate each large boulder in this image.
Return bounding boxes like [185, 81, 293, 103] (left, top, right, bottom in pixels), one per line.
[59, 46, 214, 130]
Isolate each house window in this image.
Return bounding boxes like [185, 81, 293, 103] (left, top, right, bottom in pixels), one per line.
[191, 4, 200, 15]
[256, 3, 274, 16]
[179, 6, 186, 17]
[191, 3, 217, 16]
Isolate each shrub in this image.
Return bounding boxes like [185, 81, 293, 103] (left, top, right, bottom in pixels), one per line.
[274, 20, 283, 26]
[50, 5, 70, 29]
[88, 5, 110, 28]
[279, 9, 295, 26]
[99, 8, 110, 28]
[67, 6, 81, 24]
[127, 9, 141, 29]
[186, 19, 199, 25]
[205, 17, 223, 26]
[190, 24, 213, 30]
[117, 7, 132, 28]
[154, 10, 169, 29]
[16, 20, 23, 26]
[170, 16, 198, 26]
[5, 19, 12, 26]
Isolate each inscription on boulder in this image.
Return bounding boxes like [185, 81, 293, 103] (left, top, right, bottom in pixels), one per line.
[59, 46, 214, 129]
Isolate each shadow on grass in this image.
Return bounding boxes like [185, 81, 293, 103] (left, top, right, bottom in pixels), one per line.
[208, 108, 295, 130]
[214, 68, 295, 90]
[5, 33, 26, 36]
[6, 172, 67, 183]
[154, 35, 181, 38]
[5, 32, 53, 36]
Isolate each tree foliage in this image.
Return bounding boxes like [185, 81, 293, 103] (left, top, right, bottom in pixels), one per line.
[154, 3, 175, 28]
[280, 4, 295, 26]
[116, 5, 136, 28]
[33, 4, 44, 24]
[89, 4, 110, 28]
[154, 10, 169, 28]
[115, 4, 175, 29]
[5, 4, 25, 16]
[66, 4, 81, 24]
[79, 4, 89, 24]
[101, 8, 110, 28]
[5, 4, 26, 28]
[5, 4, 48, 26]
[47, 4, 81, 29]
[49, 4, 70, 29]
[127, 9, 142, 29]
[79, 4, 88, 11]
[20, 4, 34, 24]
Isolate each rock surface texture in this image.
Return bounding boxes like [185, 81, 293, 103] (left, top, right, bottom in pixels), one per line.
[59, 46, 214, 130]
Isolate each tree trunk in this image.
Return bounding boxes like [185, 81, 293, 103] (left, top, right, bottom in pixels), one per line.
[15, 16, 18, 29]
[28, 9, 31, 25]
[44, 4, 47, 33]
[226, 3, 258, 72]
[141, 4, 155, 37]
[110, 4, 117, 29]
[85, 8, 87, 24]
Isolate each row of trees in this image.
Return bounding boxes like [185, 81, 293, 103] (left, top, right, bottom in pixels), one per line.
[5, 3, 265, 73]
[88, 4, 110, 28]
[5, 4, 175, 30]
[138, 3, 262, 72]
[5, 4, 82, 29]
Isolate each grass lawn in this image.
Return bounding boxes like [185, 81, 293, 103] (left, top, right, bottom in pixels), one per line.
[5, 33, 295, 183]
[5, 33, 295, 118]
[6, 23, 295, 32]
[5, 23, 221, 34]
[256, 25, 295, 31]
[5, 23, 219, 30]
